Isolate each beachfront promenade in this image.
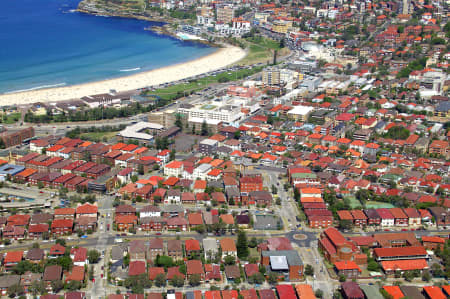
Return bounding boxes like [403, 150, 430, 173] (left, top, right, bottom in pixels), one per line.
[0, 45, 246, 106]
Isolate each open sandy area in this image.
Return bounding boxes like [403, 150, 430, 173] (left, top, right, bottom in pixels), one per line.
[0, 45, 246, 106]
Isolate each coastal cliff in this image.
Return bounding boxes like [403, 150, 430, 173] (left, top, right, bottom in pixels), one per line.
[77, 0, 168, 22]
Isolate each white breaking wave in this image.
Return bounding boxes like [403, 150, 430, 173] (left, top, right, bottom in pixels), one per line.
[5, 83, 66, 94]
[119, 67, 141, 72]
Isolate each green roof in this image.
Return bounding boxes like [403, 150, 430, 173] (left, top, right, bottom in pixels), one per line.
[290, 172, 317, 179]
[360, 285, 383, 299]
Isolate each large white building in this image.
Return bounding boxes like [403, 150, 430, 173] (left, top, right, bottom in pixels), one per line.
[177, 99, 243, 124]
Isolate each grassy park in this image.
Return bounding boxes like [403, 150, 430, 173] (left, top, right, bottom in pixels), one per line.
[143, 66, 264, 101]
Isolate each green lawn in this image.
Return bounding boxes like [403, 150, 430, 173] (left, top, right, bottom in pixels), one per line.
[80, 131, 119, 142]
[144, 66, 264, 101]
[248, 247, 259, 261]
[235, 36, 290, 66]
[1, 112, 21, 124]
[365, 201, 395, 209]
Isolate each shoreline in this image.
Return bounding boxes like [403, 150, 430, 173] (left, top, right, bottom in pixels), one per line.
[0, 45, 246, 107]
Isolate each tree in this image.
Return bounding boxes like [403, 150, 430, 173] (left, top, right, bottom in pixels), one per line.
[154, 273, 167, 287]
[51, 280, 64, 293]
[189, 274, 201, 286]
[237, 230, 249, 259]
[339, 274, 346, 282]
[367, 260, 380, 272]
[267, 272, 278, 284]
[29, 280, 46, 296]
[224, 255, 236, 265]
[248, 237, 258, 248]
[422, 270, 431, 282]
[201, 120, 209, 136]
[170, 275, 185, 287]
[339, 219, 353, 230]
[248, 272, 265, 284]
[56, 238, 66, 246]
[304, 264, 314, 276]
[138, 164, 144, 175]
[155, 255, 174, 268]
[315, 289, 323, 298]
[66, 280, 82, 291]
[88, 249, 101, 264]
[175, 113, 183, 128]
[124, 273, 152, 291]
[271, 185, 277, 195]
[7, 284, 24, 298]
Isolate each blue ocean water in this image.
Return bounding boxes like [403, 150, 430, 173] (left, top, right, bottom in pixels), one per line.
[0, 0, 214, 94]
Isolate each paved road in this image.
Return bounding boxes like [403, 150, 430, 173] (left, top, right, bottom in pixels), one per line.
[89, 195, 114, 298]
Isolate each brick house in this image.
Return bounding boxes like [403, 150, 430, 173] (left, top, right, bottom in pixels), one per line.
[334, 261, 361, 279]
[115, 215, 138, 231]
[51, 219, 73, 235]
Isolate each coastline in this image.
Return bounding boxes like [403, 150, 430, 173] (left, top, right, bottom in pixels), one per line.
[0, 45, 246, 106]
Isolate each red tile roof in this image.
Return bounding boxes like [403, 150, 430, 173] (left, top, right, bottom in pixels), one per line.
[382, 286, 404, 299]
[381, 259, 428, 272]
[334, 261, 361, 271]
[373, 246, 427, 258]
[4, 251, 23, 263]
[129, 261, 146, 276]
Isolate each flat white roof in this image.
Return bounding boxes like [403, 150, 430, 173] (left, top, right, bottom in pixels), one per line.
[270, 256, 289, 270]
[118, 121, 162, 140]
[287, 105, 314, 116]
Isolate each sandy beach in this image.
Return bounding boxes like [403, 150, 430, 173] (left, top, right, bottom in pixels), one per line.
[0, 45, 246, 106]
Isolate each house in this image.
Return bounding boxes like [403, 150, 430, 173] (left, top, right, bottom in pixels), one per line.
[128, 240, 147, 261]
[115, 205, 136, 216]
[389, 208, 408, 227]
[363, 209, 381, 226]
[421, 236, 445, 251]
[186, 260, 204, 280]
[377, 208, 394, 227]
[203, 238, 219, 260]
[26, 248, 45, 264]
[224, 265, 240, 282]
[49, 244, 66, 257]
[51, 219, 73, 235]
[43, 265, 63, 286]
[148, 238, 164, 261]
[0, 275, 20, 296]
[166, 217, 188, 231]
[115, 215, 138, 231]
[65, 266, 85, 283]
[164, 161, 184, 177]
[334, 261, 361, 279]
[276, 285, 297, 299]
[129, 261, 146, 276]
[167, 240, 183, 260]
[148, 267, 165, 281]
[220, 238, 237, 258]
[185, 239, 201, 257]
[3, 251, 23, 271]
[76, 203, 98, 219]
[403, 208, 421, 227]
[71, 247, 88, 266]
[341, 281, 364, 299]
[54, 208, 76, 220]
[166, 189, 181, 204]
[21, 272, 43, 292]
[140, 205, 161, 218]
[188, 212, 204, 228]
